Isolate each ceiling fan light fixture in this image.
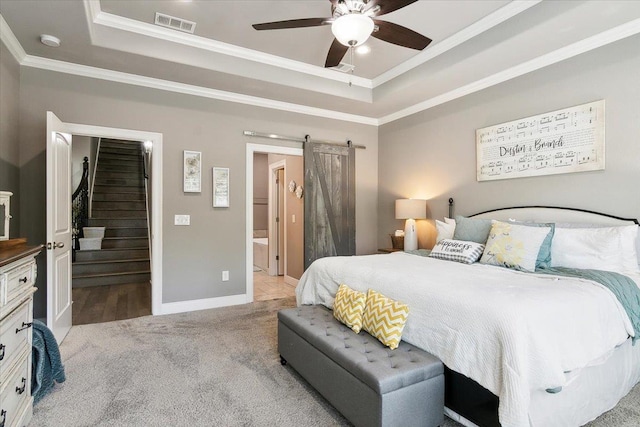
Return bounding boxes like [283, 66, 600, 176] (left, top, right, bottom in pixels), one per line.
[331, 14, 374, 47]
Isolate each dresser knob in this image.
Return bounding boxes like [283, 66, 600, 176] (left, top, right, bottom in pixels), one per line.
[15, 322, 33, 333]
[19, 276, 28, 283]
[16, 377, 26, 394]
[0, 343, 5, 360]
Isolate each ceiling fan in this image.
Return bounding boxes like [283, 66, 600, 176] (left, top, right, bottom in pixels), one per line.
[252, 0, 432, 69]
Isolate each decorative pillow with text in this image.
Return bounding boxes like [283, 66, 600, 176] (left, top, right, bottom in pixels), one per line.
[429, 239, 485, 264]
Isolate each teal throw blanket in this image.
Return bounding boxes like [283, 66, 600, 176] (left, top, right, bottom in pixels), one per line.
[538, 267, 640, 343]
[32, 319, 66, 403]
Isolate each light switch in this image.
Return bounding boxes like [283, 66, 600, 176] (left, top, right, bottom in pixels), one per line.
[174, 215, 190, 226]
[291, 214, 296, 224]
[222, 270, 229, 281]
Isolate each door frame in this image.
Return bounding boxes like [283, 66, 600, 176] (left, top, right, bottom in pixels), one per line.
[268, 160, 285, 277]
[48, 118, 164, 315]
[245, 143, 302, 302]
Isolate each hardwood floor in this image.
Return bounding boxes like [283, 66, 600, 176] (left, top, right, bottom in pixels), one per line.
[72, 282, 151, 325]
[72, 273, 291, 325]
[254, 270, 296, 301]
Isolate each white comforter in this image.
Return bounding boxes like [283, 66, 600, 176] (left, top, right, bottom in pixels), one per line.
[296, 252, 635, 427]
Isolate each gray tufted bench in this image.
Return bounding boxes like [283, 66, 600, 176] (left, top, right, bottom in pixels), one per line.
[278, 305, 444, 427]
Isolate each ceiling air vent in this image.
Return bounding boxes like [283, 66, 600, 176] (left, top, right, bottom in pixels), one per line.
[154, 12, 196, 34]
[331, 62, 355, 73]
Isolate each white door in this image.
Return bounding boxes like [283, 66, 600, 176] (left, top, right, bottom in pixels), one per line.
[277, 168, 285, 275]
[46, 111, 73, 344]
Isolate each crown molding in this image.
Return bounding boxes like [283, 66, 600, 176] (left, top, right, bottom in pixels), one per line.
[4, 10, 639, 127]
[378, 18, 640, 125]
[20, 55, 379, 126]
[0, 14, 26, 63]
[85, 0, 372, 90]
[372, 0, 542, 88]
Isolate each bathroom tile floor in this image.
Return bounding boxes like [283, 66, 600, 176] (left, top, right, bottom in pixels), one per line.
[253, 269, 296, 301]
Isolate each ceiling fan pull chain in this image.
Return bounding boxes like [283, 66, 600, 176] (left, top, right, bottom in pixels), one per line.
[349, 46, 354, 87]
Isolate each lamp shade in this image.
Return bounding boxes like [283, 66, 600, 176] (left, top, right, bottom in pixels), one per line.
[395, 199, 426, 220]
[331, 14, 374, 47]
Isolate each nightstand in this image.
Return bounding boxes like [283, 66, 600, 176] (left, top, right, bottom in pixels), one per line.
[378, 248, 403, 253]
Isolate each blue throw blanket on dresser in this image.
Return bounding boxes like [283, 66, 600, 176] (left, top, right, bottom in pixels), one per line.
[32, 319, 66, 403]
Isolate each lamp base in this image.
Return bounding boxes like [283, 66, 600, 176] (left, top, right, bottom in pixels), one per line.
[404, 218, 418, 251]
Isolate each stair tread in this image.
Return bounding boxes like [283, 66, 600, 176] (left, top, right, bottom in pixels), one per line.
[73, 258, 150, 266]
[73, 270, 151, 279]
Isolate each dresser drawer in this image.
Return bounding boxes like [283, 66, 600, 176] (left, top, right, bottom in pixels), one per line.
[0, 300, 32, 386]
[0, 352, 30, 427]
[4, 260, 35, 306]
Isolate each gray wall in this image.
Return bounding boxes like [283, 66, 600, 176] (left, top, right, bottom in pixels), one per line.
[17, 67, 378, 317]
[378, 35, 640, 249]
[253, 153, 268, 231]
[0, 41, 21, 237]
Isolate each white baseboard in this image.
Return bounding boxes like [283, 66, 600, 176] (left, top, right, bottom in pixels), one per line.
[160, 294, 248, 315]
[284, 275, 299, 287]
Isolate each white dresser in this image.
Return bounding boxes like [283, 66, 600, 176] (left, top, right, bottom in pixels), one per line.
[0, 239, 42, 427]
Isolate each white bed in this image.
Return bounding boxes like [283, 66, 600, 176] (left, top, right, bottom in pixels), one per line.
[296, 206, 640, 427]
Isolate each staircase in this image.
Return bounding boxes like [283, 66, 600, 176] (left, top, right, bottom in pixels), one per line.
[72, 140, 151, 288]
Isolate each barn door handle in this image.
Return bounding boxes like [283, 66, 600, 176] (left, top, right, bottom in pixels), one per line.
[0, 343, 5, 360]
[15, 377, 26, 394]
[16, 322, 32, 333]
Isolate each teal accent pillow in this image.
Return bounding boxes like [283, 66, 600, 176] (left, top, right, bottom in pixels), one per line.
[508, 221, 555, 269]
[453, 216, 493, 244]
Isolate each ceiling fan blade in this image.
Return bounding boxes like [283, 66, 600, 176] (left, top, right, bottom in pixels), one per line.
[252, 18, 330, 31]
[372, 20, 432, 50]
[325, 38, 349, 68]
[365, 0, 419, 17]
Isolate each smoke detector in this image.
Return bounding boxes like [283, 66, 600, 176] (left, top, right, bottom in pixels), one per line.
[154, 12, 196, 34]
[40, 34, 61, 47]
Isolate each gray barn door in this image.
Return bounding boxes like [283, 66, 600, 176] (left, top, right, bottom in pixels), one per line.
[304, 142, 355, 269]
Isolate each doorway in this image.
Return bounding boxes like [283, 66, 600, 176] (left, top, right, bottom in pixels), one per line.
[71, 137, 152, 325]
[46, 114, 163, 342]
[246, 144, 303, 302]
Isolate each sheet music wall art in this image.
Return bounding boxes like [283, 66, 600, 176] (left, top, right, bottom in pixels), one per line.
[476, 100, 605, 182]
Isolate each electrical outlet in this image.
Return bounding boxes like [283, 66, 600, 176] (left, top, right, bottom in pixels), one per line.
[222, 270, 229, 281]
[174, 215, 190, 226]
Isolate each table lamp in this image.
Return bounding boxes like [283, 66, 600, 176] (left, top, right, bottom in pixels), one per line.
[395, 199, 427, 251]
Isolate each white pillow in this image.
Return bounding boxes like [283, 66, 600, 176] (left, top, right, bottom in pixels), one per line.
[551, 225, 639, 273]
[480, 221, 551, 272]
[435, 218, 456, 243]
[429, 239, 484, 264]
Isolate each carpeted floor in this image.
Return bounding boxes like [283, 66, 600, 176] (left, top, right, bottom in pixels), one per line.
[31, 297, 640, 426]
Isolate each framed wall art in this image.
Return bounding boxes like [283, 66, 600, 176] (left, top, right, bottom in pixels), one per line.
[183, 150, 202, 192]
[213, 167, 230, 208]
[476, 100, 605, 182]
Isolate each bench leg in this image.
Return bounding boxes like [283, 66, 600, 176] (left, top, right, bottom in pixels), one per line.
[280, 355, 287, 366]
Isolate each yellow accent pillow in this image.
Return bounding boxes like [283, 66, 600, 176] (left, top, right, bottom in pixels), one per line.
[362, 289, 409, 350]
[333, 284, 366, 333]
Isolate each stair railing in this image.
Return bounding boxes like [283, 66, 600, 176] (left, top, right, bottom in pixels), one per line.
[142, 142, 152, 259]
[89, 138, 102, 218]
[72, 156, 90, 257]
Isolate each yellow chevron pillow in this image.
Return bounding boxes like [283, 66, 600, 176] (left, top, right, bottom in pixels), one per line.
[333, 284, 367, 333]
[362, 289, 409, 350]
